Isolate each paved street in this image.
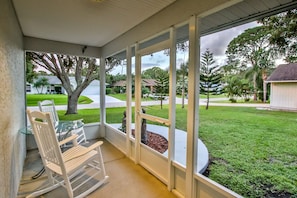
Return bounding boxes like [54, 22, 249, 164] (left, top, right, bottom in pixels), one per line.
[67, 96, 269, 110]
[28, 95, 269, 111]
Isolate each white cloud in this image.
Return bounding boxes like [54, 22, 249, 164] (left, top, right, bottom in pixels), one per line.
[201, 21, 260, 64]
[109, 21, 261, 75]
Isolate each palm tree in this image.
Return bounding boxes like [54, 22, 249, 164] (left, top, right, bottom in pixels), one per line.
[224, 75, 242, 102]
[33, 77, 49, 94]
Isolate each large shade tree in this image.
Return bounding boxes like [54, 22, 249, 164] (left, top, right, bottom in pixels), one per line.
[142, 66, 164, 79]
[26, 55, 38, 83]
[27, 52, 118, 114]
[261, 9, 297, 63]
[226, 26, 276, 101]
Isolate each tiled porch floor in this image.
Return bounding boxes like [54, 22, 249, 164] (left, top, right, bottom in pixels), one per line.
[17, 139, 177, 198]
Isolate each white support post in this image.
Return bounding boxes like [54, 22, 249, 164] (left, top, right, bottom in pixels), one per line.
[186, 15, 201, 198]
[100, 57, 106, 137]
[168, 26, 177, 191]
[134, 42, 141, 164]
[126, 46, 132, 158]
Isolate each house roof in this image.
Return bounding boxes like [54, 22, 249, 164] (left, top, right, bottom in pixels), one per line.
[34, 75, 101, 86]
[143, 79, 156, 86]
[112, 81, 126, 87]
[112, 79, 156, 87]
[266, 63, 297, 82]
[34, 75, 62, 85]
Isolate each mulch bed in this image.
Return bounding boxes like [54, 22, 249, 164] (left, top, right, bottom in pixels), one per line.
[146, 131, 168, 154]
[131, 129, 168, 153]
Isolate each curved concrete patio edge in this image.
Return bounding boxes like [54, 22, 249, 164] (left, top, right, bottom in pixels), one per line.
[110, 123, 209, 174]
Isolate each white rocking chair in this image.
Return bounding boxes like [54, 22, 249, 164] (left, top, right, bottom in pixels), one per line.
[38, 99, 87, 145]
[26, 110, 109, 198]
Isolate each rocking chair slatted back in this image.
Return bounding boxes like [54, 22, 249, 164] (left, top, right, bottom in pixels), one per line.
[38, 99, 87, 145]
[28, 111, 64, 169]
[38, 100, 59, 127]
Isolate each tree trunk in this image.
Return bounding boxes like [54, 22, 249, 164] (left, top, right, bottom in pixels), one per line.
[181, 86, 185, 109]
[253, 72, 257, 101]
[66, 93, 79, 114]
[263, 81, 267, 103]
[206, 92, 209, 110]
[262, 71, 268, 103]
[160, 95, 163, 109]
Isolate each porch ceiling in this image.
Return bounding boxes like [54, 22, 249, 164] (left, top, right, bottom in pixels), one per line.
[12, 0, 296, 49]
[12, 0, 176, 47]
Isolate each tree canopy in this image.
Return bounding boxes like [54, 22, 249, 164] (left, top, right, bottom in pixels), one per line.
[226, 26, 276, 101]
[260, 9, 297, 62]
[27, 52, 119, 114]
[142, 67, 165, 79]
[26, 55, 38, 83]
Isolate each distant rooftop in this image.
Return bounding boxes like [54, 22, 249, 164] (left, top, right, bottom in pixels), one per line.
[267, 63, 297, 82]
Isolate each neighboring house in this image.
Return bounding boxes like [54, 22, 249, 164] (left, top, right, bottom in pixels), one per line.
[27, 75, 100, 95]
[27, 76, 65, 94]
[111, 79, 156, 93]
[111, 80, 127, 93]
[112, 80, 126, 87]
[266, 63, 297, 111]
[142, 79, 157, 93]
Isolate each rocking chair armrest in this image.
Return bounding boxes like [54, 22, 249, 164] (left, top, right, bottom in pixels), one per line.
[85, 141, 103, 152]
[64, 141, 103, 162]
[58, 134, 78, 146]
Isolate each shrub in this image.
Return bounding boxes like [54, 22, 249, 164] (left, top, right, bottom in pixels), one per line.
[229, 98, 237, 103]
[106, 88, 112, 95]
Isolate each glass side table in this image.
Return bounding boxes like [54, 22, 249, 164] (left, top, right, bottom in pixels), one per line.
[19, 119, 84, 179]
[19, 120, 84, 136]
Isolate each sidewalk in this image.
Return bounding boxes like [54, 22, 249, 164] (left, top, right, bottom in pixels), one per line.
[28, 97, 270, 111]
[76, 97, 270, 109]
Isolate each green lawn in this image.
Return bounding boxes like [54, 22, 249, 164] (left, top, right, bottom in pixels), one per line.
[57, 105, 297, 197]
[108, 93, 158, 101]
[108, 93, 127, 101]
[198, 107, 297, 197]
[109, 93, 228, 100]
[26, 94, 93, 106]
[211, 98, 269, 104]
[27, 94, 296, 197]
[199, 93, 227, 99]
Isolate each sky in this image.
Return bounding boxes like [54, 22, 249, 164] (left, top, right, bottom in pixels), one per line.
[109, 21, 263, 75]
[200, 21, 260, 65]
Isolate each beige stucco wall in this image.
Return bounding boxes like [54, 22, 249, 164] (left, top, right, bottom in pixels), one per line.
[0, 0, 26, 197]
